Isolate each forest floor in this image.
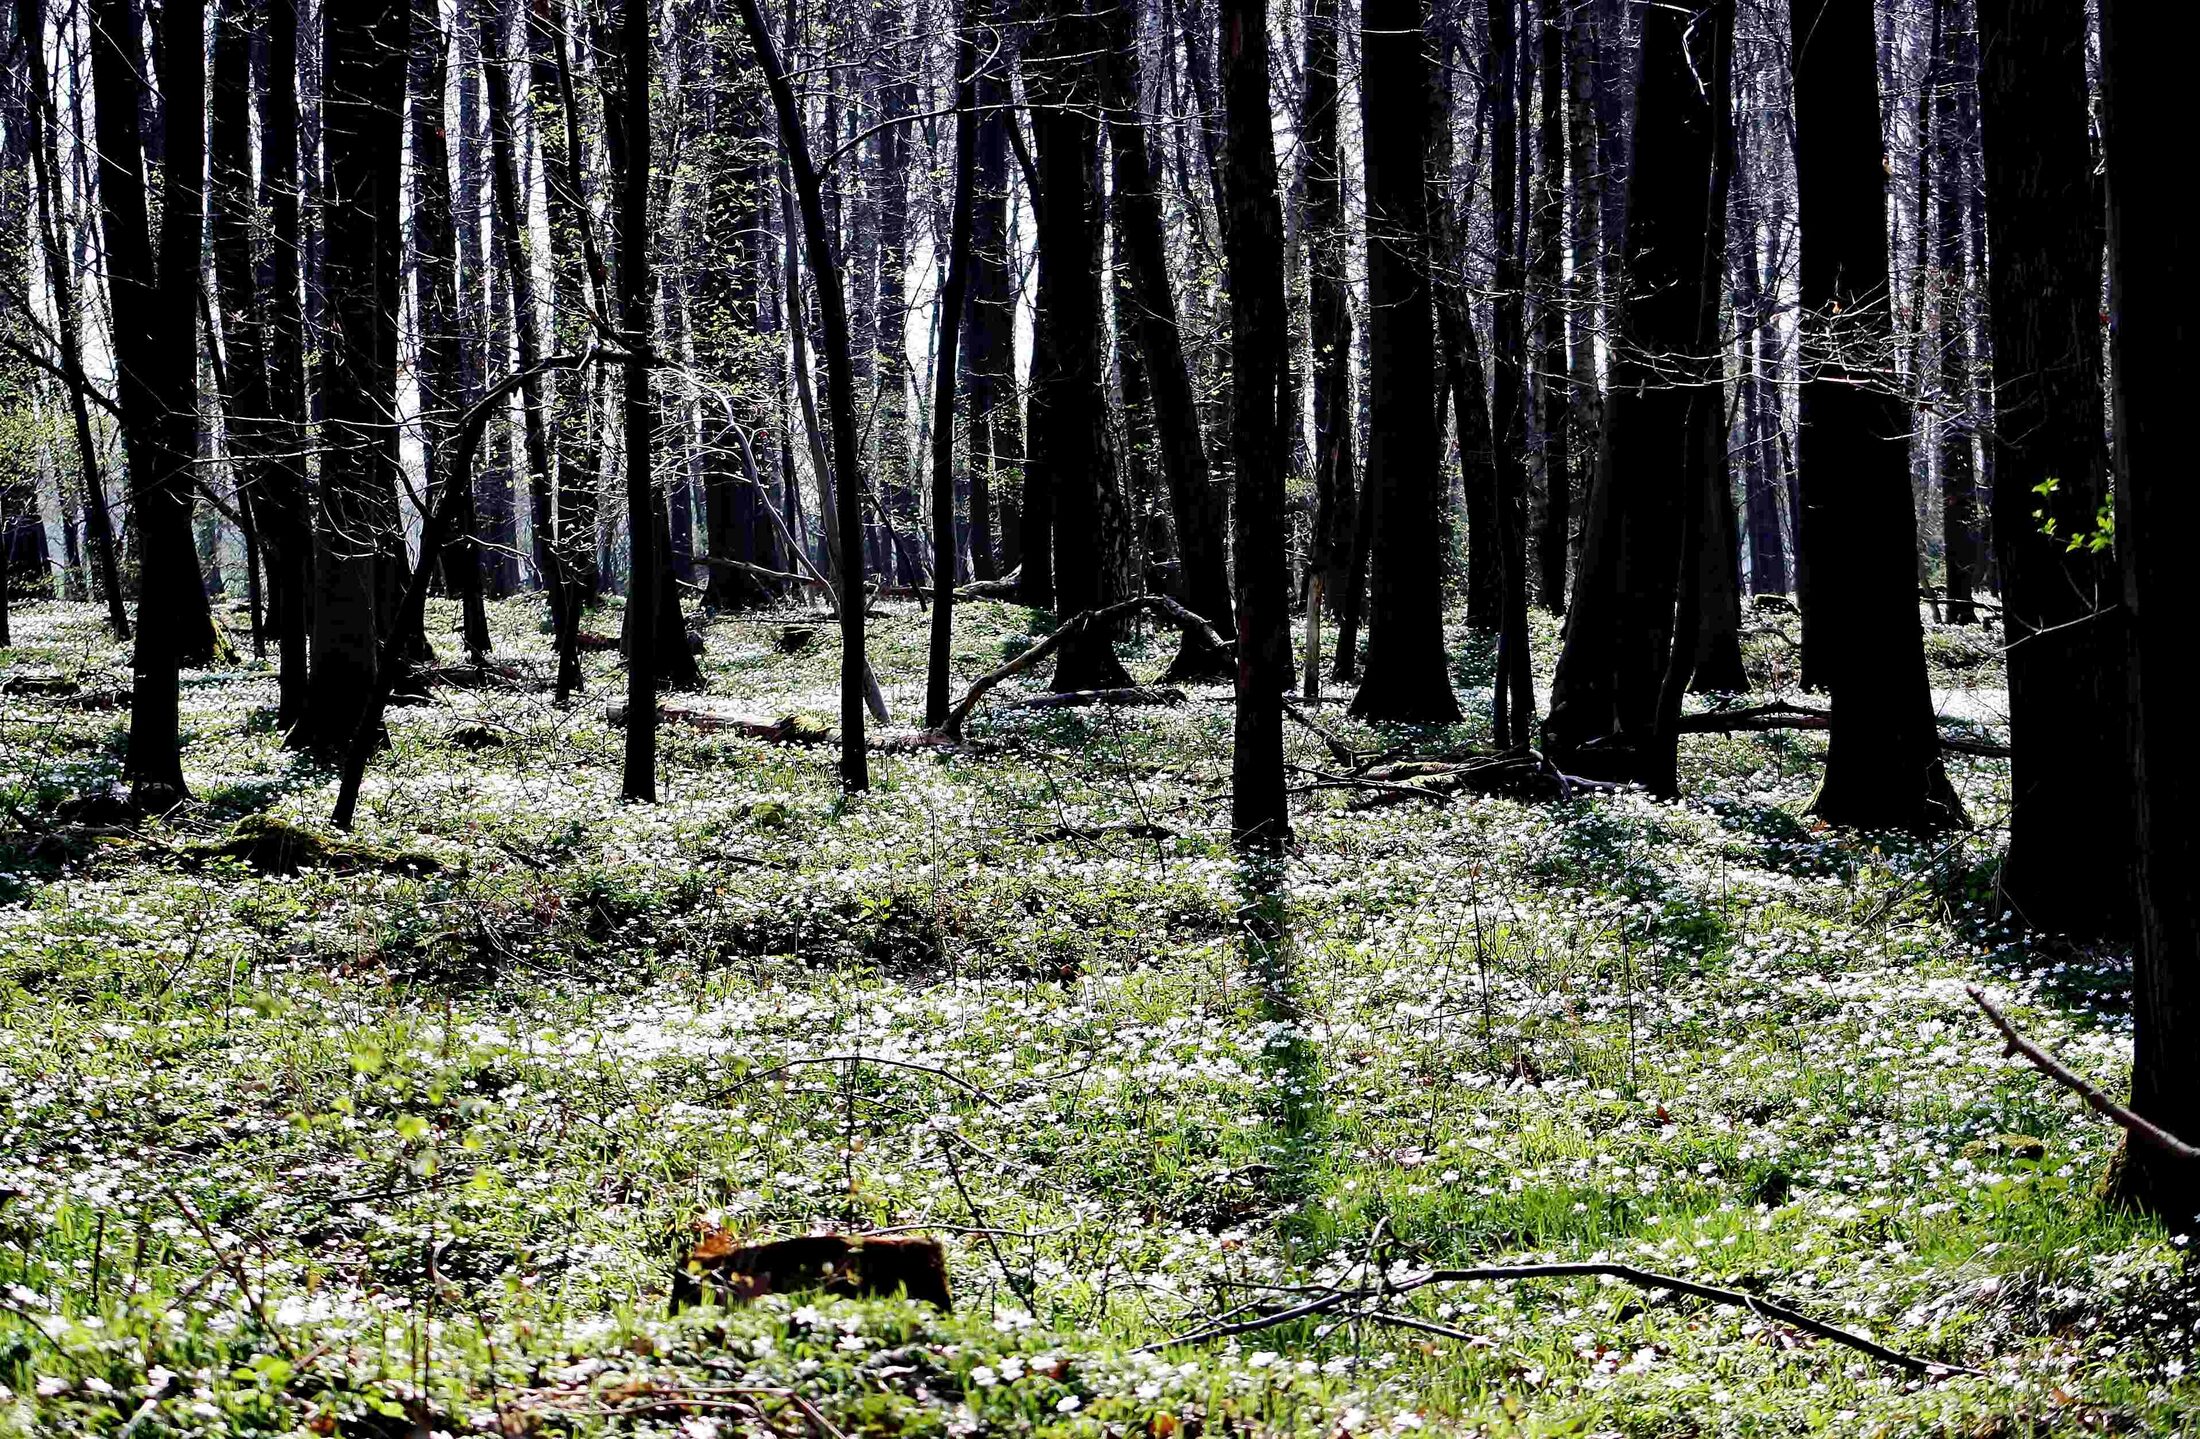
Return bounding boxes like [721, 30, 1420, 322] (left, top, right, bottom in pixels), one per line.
[2, 591, 2195, 1438]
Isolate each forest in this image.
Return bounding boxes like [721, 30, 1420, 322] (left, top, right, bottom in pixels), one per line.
[1, 0, 2196, 1429]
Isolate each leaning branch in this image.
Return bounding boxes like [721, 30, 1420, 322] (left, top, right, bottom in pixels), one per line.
[928, 594, 1231, 740]
[1966, 986, 2200, 1163]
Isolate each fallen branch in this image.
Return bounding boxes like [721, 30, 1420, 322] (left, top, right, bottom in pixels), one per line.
[928, 594, 1230, 741]
[1676, 703, 2010, 759]
[1966, 986, 2200, 1162]
[693, 554, 832, 590]
[1141, 1261, 1973, 1377]
[1008, 686, 1186, 712]
[1282, 698, 1361, 768]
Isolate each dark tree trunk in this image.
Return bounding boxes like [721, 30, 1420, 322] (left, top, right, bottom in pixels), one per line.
[410, 11, 491, 664]
[1350, 0, 1460, 723]
[1303, 0, 1353, 688]
[962, 30, 1017, 582]
[263, 0, 313, 724]
[1102, 0, 1234, 680]
[1027, 0, 1133, 692]
[1547, 0, 1731, 785]
[738, 0, 869, 790]
[926, 9, 978, 729]
[533, 0, 603, 612]
[16, 0, 130, 640]
[304, 0, 410, 753]
[611, 0, 654, 801]
[871, 14, 917, 587]
[1431, 55, 1497, 636]
[1935, 0, 1981, 624]
[1974, 0, 2133, 938]
[1531, 7, 1570, 613]
[698, 39, 783, 611]
[210, 0, 275, 653]
[1486, 0, 1536, 748]
[1790, 0, 1960, 831]
[90, 0, 210, 800]
[1222, 0, 1289, 847]
[2099, 0, 2200, 1220]
[482, 0, 580, 695]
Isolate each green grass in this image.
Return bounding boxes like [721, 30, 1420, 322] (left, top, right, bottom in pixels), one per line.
[0, 592, 2191, 1437]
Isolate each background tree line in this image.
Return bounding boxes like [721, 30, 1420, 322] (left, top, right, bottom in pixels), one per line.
[0, 0, 2191, 1215]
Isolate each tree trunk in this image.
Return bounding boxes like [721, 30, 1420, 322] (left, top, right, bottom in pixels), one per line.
[89, 0, 210, 800]
[1547, 0, 1730, 784]
[737, 0, 870, 790]
[482, 0, 580, 695]
[1790, 0, 1961, 831]
[1486, 0, 1536, 748]
[1103, 0, 1234, 681]
[2098, 0, 2200, 1221]
[410, 10, 491, 664]
[1532, 7, 1570, 613]
[963, 28, 1017, 582]
[1350, 0, 1460, 723]
[610, 0, 655, 800]
[15, 0, 130, 640]
[1027, 0, 1133, 692]
[926, 8, 979, 729]
[1222, 0, 1290, 847]
[1975, 0, 2133, 938]
[1303, 0, 1354, 677]
[303, 0, 410, 754]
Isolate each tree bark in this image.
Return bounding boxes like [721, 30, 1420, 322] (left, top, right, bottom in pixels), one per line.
[1349, 0, 1460, 724]
[2098, 0, 2200, 1221]
[1026, 0, 1133, 692]
[926, 9, 979, 729]
[737, 0, 870, 790]
[1222, 0, 1289, 848]
[1103, 0, 1235, 681]
[89, 0, 211, 800]
[1790, 0, 1961, 831]
[1975, 0, 2133, 938]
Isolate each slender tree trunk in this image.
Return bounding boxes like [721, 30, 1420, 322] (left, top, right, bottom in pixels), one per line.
[1103, 0, 1234, 680]
[1974, 0, 2132, 938]
[611, 0, 654, 800]
[90, 0, 209, 800]
[1487, 0, 1536, 747]
[17, 0, 130, 640]
[1350, 0, 1460, 723]
[1532, 7, 1570, 613]
[482, 0, 580, 695]
[926, 9, 978, 729]
[962, 27, 1016, 582]
[738, 0, 869, 789]
[1303, 0, 1353, 689]
[1936, 0, 1981, 624]
[262, 0, 313, 725]
[2098, 0, 2200, 1220]
[1219, 0, 1289, 845]
[411, 11, 491, 664]
[1791, 0, 1961, 830]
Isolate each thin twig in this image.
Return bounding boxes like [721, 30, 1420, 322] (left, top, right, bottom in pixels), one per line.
[1966, 986, 2200, 1162]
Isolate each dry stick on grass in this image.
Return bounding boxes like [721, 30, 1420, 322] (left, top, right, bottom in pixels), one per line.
[929, 594, 1232, 740]
[1140, 1262, 1975, 1377]
[1966, 986, 2200, 1162]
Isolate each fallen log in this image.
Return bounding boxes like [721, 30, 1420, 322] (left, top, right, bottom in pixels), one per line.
[674, 1230, 951, 1311]
[1675, 702, 2010, 758]
[1007, 686, 1186, 713]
